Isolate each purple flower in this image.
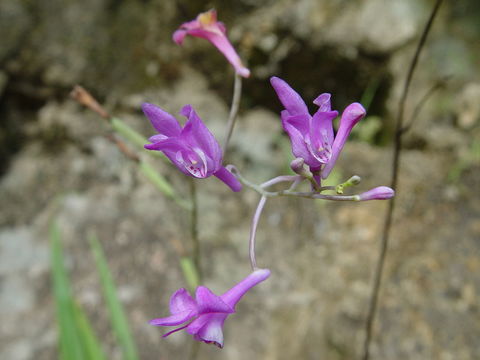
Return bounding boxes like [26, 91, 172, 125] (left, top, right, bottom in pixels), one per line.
[143, 103, 242, 192]
[173, 9, 250, 78]
[358, 186, 395, 201]
[150, 269, 270, 348]
[270, 77, 366, 180]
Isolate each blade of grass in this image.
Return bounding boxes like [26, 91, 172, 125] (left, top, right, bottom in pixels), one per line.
[72, 301, 107, 360]
[110, 117, 165, 160]
[89, 232, 139, 360]
[179, 256, 200, 292]
[139, 161, 192, 210]
[50, 222, 85, 360]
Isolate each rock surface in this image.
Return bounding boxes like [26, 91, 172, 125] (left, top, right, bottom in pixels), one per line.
[0, 1, 479, 359]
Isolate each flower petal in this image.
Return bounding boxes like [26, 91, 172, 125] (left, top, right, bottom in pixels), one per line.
[205, 33, 250, 77]
[322, 102, 366, 179]
[142, 103, 182, 137]
[180, 105, 223, 172]
[281, 112, 319, 167]
[270, 77, 309, 116]
[313, 93, 332, 112]
[169, 288, 196, 314]
[195, 286, 235, 314]
[220, 269, 270, 307]
[149, 310, 195, 326]
[309, 109, 337, 161]
[172, 29, 187, 45]
[195, 313, 227, 348]
[213, 167, 243, 192]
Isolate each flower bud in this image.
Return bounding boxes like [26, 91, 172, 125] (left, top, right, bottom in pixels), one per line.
[358, 186, 395, 201]
[290, 158, 305, 174]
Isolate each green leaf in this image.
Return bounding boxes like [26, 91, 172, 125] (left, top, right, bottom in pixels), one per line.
[139, 161, 192, 210]
[110, 117, 165, 160]
[89, 232, 139, 360]
[72, 301, 106, 360]
[110, 117, 150, 151]
[50, 222, 85, 360]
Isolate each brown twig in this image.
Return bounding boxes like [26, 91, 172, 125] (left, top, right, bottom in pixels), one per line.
[70, 85, 110, 119]
[401, 76, 450, 134]
[362, 1, 444, 359]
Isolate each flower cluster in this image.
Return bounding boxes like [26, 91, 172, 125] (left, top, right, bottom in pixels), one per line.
[271, 76, 366, 182]
[143, 8, 395, 349]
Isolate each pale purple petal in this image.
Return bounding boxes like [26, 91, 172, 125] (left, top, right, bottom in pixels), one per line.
[282, 110, 310, 137]
[205, 33, 250, 77]
[162, 323, 191, 338]
[221, 269, 270, 307]
[172, 29, 187, 45]
[142, 103, 182, 137]
[169, 288, 196, 314]
[309, 110, 338, 160]
[195, 313, 228, 348]
[195, 286, 235, 314]
[144, 139, 191, 176]
[213, 167, 243, 192]
[270, 77, 309, 116]
[179, 105, 222, 172]
[148, 134, 168, 143]
[358, 186, 395, 201]
[281, 113, 318, 167]
[149, 310, 195, 326]
[322, 102, 366, 179]
[313, 93, 332, 112]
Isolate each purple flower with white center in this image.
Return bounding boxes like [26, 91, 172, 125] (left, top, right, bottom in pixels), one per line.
[150, 269, 270, 348]
[173, 9, 250, 78]
[143, 103, 242, 192]
[270, 76, 366, 181]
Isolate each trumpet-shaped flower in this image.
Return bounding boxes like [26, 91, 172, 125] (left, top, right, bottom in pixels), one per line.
[173, 9, 250, 78]
[150, 269, 270, 348]
[270, 77, 366, 180]
[143, 103, 242, 192]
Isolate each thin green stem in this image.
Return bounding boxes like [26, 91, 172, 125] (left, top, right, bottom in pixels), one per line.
[189, 178, 201, 283]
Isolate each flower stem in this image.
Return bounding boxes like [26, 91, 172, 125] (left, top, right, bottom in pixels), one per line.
[189, 178, 201, 284]
[249, 196, 267, 270]
[223, 73, 243, 156]
[362, 1, 444, 358]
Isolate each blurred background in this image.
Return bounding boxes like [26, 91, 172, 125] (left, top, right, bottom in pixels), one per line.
[0, 0, 479, 359]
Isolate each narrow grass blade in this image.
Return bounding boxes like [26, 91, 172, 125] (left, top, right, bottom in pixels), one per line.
[50, 222, 85, 360]
[179, 256, 200, 292]
[89, 232, 139, 360]
[110, 117, 165, 160]
[72, 301, 106, 360]
[111, 117, 150, 151]
[139, 161, 192, 210]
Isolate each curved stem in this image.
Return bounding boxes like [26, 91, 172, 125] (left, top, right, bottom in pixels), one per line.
[227, 165, 358, 201]
[223, 73, 243, 156]
[249, 196, 267, 270]
[261, 175, 300, 188]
